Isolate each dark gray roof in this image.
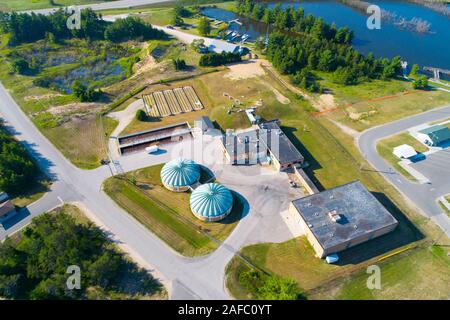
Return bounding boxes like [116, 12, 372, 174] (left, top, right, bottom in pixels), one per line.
[222, 130, 261, 163]
[258, 120, 304, 165]
[292, 181, 398, 250]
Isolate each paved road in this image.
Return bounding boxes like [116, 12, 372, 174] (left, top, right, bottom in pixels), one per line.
[23, 0, 172, 14]
[358, 105, 450, 236]
[0, 82, 228, 299]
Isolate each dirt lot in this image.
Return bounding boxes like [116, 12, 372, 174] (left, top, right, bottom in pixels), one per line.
[224, 59, 266, 80]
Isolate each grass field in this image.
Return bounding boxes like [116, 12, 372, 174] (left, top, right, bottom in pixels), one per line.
[0, 0, 114, 11]
[209, 62, 450, 299]
[314, 72, 450, 131]
[376, 132, 429, 181]
[103, 164, 243, 256]
[325, 90, 450, 132]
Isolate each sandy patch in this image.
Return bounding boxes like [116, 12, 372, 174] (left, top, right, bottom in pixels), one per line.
[272, 88, 291, 104]
[131, 43, 158, 78]
[225, 59, 266, 80]
[47, 102, 103, 116]
[314, 94, 336, 111]
[24, 93, 64, 101]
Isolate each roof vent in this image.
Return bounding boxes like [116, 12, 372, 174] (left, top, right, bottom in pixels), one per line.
[353, 225, 358, 229]
[308, 223, 313, 228]
[328, 210, 342, 223]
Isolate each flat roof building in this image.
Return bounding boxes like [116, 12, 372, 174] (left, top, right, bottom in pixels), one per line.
[222, 129, 266, 165]
[393, 144, 417, 159]
[208, 40, 241, 54]
[289, 181, 398, 258]
[221, 120, 305, 171]
[258, 120, 305, 171]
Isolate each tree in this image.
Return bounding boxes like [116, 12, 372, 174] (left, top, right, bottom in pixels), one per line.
[412, 75, 428, 89]
[409, 63, 420, 77]
[191, 38, 206, 52]
[197, 17, 211, 36]
[71, 81, 100, 102]
[171, 11, 184, 27]
[0, 123, 39, 193]
[172, 58, 187, 70]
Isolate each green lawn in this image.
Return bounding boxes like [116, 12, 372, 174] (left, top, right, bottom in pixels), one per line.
[0, 0, 115, 11]
[226, 237, 450, 300]
[330, 245, 450, 300]
[317, 72, 412, 105]
[103, 164, 243, 256]
[376, 132, 428, 181]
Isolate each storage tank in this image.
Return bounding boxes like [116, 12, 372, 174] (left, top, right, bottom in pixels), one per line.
[160, 158, 200, 192]
[190, 183, 233, 222]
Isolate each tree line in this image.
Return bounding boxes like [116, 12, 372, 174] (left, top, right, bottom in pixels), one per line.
[0, 9, 166, 46]
[199, 51, 242, 67]
[236, 0, 402, 92]
[0, 209, 162, 299]
[0, 121, 39, 194]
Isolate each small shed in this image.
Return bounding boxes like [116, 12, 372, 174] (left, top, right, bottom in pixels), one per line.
[393, 144, 418, 159]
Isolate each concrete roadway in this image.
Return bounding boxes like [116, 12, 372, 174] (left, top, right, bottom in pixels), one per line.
[358, 105, 450, 237]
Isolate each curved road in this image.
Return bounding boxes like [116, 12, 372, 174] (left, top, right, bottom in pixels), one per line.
[0, 82, 231, 299]
[358, 105, 450, 236]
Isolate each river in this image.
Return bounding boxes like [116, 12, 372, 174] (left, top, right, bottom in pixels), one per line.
[202, 0, 450, 73]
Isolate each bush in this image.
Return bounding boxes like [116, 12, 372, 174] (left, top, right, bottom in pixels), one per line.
[10, 58, 29, 74]
[135, 109, 147, 121]
[238, 268, 302, 300]
[412, 75, 428, 89]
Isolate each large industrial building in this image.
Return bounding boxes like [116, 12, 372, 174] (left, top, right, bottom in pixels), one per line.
[190, 183, 234, 222]
[221, 119, 304, 171]
[160, 158, 200, 192]
[289, 181, 399, 258]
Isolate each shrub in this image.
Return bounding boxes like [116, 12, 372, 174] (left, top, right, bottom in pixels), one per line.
[135, 109, 147, 121]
